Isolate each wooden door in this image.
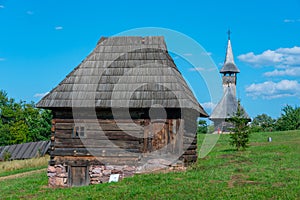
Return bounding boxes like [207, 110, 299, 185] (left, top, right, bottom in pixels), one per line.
[68, 166, 89, 187]
[143, 119, 182, 153]
[151, 121, 169, 151]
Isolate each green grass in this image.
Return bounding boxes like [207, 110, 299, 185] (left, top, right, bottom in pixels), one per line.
[0, 156, 48, 177]
[0, 131, 300, 200]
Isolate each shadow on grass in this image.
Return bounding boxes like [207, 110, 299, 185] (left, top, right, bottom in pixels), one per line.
[221, 149, 236, 153]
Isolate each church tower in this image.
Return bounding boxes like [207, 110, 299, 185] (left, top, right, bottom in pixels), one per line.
[210, 31, 249, 133]
[220, 30, 240, 96]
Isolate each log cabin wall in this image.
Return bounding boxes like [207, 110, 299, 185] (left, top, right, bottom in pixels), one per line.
[48, 108, 198, 186]
[49, 114, 144, 187]
[50, 118, 144, 166]
[181, 109, 199, 163]
[51, 108, 198, 162]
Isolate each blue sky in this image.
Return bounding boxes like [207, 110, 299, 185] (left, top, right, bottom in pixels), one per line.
[0, 0, 300, 119]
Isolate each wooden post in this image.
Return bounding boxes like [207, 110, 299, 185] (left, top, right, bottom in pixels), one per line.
[175, 119, 184, 155]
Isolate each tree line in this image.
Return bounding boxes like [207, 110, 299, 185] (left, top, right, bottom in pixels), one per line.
[197, 103, 299, 151]
[1, 89, 299, 146]
[198, 104, 300, 134]
[250, 105, 300, 132]
[0, 90, 52, 146]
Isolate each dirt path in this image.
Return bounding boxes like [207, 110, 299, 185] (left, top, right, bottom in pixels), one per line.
[0, 168, 46, 181]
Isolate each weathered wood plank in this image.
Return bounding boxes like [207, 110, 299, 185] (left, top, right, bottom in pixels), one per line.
[52, 148, 141, 157]
[54, 138, 141, 149]
[54, 156, 140, 165]
[183, 136, 197, 144]
[55, 122, 144, 131]
[55, 123, 73, 130]
[53, 118, 144, 124]
[184, 144, 197, 150]
[182, 155, 197, 163]
[55, 129, 143, 139]
[182, 150, 196, 155]
[184, 132, 197, 137]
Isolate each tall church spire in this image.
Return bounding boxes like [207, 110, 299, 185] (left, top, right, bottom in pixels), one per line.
[220, 30, 240, 74]
[210, 31, 250, 133]
[227, 29, 231, 40]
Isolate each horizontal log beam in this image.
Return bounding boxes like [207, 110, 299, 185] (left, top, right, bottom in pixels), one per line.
[54, 138, 141, 149]
[53, 156, 140, 166]
[51, 148, 141, 157]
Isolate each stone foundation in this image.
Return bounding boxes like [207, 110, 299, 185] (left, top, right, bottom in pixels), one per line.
[47, 158, 186, 187]
[47, 164, 136, 187]
[47, 165, 68, 187]
[89, 165, 136, 185]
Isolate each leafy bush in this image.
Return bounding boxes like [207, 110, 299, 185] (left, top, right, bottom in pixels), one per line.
[3, 151, 11, 161]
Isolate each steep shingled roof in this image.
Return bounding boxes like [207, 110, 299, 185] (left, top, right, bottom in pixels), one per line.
[209, 86, 249, 119]
[37, 36, 208, 117]
[220, 39, 240, 74]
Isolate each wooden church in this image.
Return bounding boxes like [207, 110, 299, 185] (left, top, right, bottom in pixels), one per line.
[37, 36, 208, 187]
[210, 33, 250, 132]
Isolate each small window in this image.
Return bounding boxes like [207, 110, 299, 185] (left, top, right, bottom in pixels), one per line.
[73, 125, 85, 138]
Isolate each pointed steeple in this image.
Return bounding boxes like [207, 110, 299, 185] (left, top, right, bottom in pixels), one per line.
[220, 30, 240, 74]
[210, 31, 250, 133]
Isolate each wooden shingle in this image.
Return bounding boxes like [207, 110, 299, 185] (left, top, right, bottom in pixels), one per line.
[37, 36, 207, 117]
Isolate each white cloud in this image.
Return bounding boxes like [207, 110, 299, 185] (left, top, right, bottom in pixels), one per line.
[183, 53, 193, 57]
[276, 46, 300, 54]
[189, 67, 216, 72]
[55, 26, 63, 30]
[246, 80, 300, 99]
[283, 19, 300, 23]
[173, 52, 211, 61]
[26, 11, 34, 15]
[284, 19, 295, 23]
[264, 67, 300, 77]
[34, 92, 49, 98]
[201, 102, 216, 110]
[238, 46, 300, 67]
[238, 50, 283, 67]
[189, 67, 205, 71]
[238, 46, 300, 76]
[217, 63, 223, 68]
[201, 52, 212, 56]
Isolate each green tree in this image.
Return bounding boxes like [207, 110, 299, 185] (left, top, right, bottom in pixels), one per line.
[0, 90, 52, 146]
[275, 105, 300, 131]
[24, 103, 52, 142]
[251, 114, 275, 132]
[197, 120, 208, 134]
[0, 123, 11, 145]
[226, 102, 250, 151]
[207, 124, 215, 134]
[10, 120, 28, 144]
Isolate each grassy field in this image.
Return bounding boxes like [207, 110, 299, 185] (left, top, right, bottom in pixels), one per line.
[0, 130, 299, 200]
[0, 156, 48, 177]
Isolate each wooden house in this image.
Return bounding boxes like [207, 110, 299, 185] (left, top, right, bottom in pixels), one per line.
[37, 36, 208, 187]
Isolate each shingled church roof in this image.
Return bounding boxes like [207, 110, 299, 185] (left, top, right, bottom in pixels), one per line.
[37, 36, 208, 117]
[220, 38, 240, 74]
[209, 86, 249, 119]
